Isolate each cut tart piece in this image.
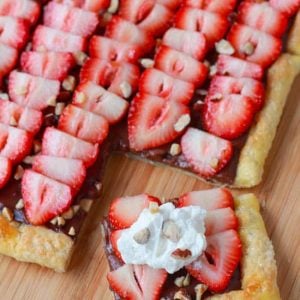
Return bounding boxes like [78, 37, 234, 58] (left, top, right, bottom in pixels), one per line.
[103, 191, 280, 299]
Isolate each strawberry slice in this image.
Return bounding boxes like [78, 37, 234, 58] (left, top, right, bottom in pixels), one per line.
[0, 43, 18, 82]
[187, 230, 242, 292]
[73, 81, 129, 124]
[44, 2, 98, 37]
[128, 93, 190, 151]
[0, 124, 32, 163]
[107, 264, 167, 300]
[105, 16, 155, 55]
[0, 157, 12, 189]
[32, 155, 86, 194]
[162, 28, 207, 60]
[208, 75, 265, 111]
[42, 127, 99, 167]
[183, 0, 237, 16]
[0, 16, 29, 49]
[238, 1, 288, 37]
[227, 23, 282, 68]
[216, 55, 264, 80]
[58, 104, 109, 144]
[177, 188, 234, 210]
[157, 0, 181, 10]
[21, 51, 76, 81]
[181, 128, 233, 177]
[270, 0, 300, 17]
[80, 58, 140, 98]
[22, 170, 73, 225]
[139, 68, 195, 105]
[110, 230, 124, 261]
[89, 36, 142, 63]
[0, 0, 40, 25]
[108, 194, 160, 229]
[202, 94, 256, 140]
[119, 0, 155, 23]
[155, 46, 208, 86]
[205, 208, 238, 235]
[8, 71, 60, 111]
[32, 25, 87, 53]
[175, 8, 229, 46]
[59, 0, 110, 12]
[0, 101, 42, 134]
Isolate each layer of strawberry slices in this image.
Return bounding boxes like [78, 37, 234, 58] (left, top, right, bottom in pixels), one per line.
[103, 188, 242, 299]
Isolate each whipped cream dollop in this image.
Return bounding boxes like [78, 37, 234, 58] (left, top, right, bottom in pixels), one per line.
[117, 202, 207, 273]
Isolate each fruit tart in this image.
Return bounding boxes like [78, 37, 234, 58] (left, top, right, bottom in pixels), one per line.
[103, 189, 280, 299]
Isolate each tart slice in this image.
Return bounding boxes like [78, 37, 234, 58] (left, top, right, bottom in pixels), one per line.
[103, 189, 280, 299]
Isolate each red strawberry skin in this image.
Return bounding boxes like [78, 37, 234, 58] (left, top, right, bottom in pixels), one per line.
[0, 157, 12, 189]
[110, 230, 124, 262]
[0, 43, 18, 83]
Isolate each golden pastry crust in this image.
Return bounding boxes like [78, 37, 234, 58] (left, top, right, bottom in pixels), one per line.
[0, 215, 74, 272]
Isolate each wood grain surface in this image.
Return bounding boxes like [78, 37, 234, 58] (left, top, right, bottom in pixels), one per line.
[0, 77, 299, 299]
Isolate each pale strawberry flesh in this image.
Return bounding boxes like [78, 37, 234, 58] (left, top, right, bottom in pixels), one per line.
[0, 43, 18, 82]
[270, 0, 300, 17]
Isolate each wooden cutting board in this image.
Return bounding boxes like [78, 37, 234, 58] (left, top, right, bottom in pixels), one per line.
[0, 78, 299, 299]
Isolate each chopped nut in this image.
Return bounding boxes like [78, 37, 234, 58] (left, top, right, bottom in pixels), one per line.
[183, 273, 191, 287]
[47, 96, 57, 107]
[75, 91, 86, 104]
[210, 93, 223, 101]
[195, 89, 208, 96]
[195, 284, 208, 300]
[80, 198, 93, 212]
[15, 199, 24, 210]
[73, 205, 80, 214]
[171, 249, 192, 259]
[62, 207, 74, 220]
[74, 51, 88, 66]
[2, 207, 13, 222]
[23, 156, 34, 165]
[174, 290, 191, 300]
[174, 276, 185, 287]
[140, 58, 154, 69]
[203, 60, 210, 68]
[108, 0, 119, 14]
[0, 93, 9, 100]
[241, 42, 255, 56]
[169, 143, 181, 156]
[95, 182, 102, 191]
[50, 217, 58, 225]
[68, 226, 76, 236]
[14, 165, 24, 180]
[209, 158, 219, 169]
[55, 102, 65, 116]
[62, 75, 76, 91]
[9, 116, 18, 126]
[174, 114, 191, 132]
[215, 39, 235, 55]
[33, 140, 42, 153]
[209, 64, 217, 77]
[133, 228, 150, 244]
[15, 86, 27, 96]
[25, 42, 32, 51]
[149, 201, 159, 213]
[120, 81, 132, 99]
[57, 216, 66, 226]
[162, 220, 181, 242]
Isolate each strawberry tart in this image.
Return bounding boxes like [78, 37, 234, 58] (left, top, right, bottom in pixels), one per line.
[0, 0, 297, 276]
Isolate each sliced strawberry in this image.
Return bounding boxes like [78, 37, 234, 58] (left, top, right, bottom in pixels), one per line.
[183, 0, 237, 16]
[162, 28, 207, 61]
[0, 16, 29, 49]
[0, 157, 12, 189]
[32, 25, 87, 53]
[202, 94, 256, 140]
[22, 170, 73, 225]
[89, 36, 142, 63]
[216, 55, 264, 80]
[177, 188, 234, 210]
[21, 51, 76, 81]
[157, 0, 181, 10]
[227, 23, 282, 68]
[59, 0, 110, 12]
[110, 230, 124, 261]
[270, 0, 300, 17]
[205, 208, 238, 235]
[0, 0, 40, 25]
[0, 124, 32, 163]
[80, 58, 140, 98]
[32, 155, 86, 194]
[181, 128, 233, 177]
[8, 71, 60, 111]
[42, 127, 99, 167]
[0, 43, 18, 82]
[238, 1, 288, 37]
[73, 81, 129, 124]
[208, 75, 265, 111]
[44, 2, 98, 37]
[155, 46, 208, 87]
[175, 8, 229, 46]
[187, 230, 242, 292]
[108, 194, 160, 229]
[105, 16, 155, 55]
[0, 101, 42, 134]
[58, 104, 109, 144]
[139, 68, 195, 105]
[128, 93, 190, 151]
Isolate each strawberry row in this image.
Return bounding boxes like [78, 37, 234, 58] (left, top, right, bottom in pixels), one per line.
[21, 0, 182, 225]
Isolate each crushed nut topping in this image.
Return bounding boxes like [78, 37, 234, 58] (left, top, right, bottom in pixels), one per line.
[241, 42, 255, 56]
[169, 143, 181, 156]
[183, 273, 191, 287]
[47, 96, 57, 107]
[62, 207, 74, 220]
[149, 201, 159, 214]
[209, 65, 217, 77]
[55, 102, 65, 116]
[195, 89, 208, 96]
[68, 226, 76, 236]
[33, 140, 42, 153]
[75, 91, 87, 104]
[215, 39, 235, 55]
[174, 114, 191, 132]
[195, 284, 208, 300]
[140, 58, 154, 69]
[0, 93, 9, 100]
[209, 158, 219, 169]
[14, 165, 24, 180]
[174, 290, 191, 300]
[74, 51, 88, 66]
[107, 0, 119, 14]
[95, 182, 102, 191]
[57, 216, 66, 226]
[174, 276, 185, 287]
[23, 155, 34, 165]
[162, 220, 181, 242]
[133, 228, 150, 244]
[15, 199, 24, 210]
[80, 199, 93, 212]
[2, 207, 13, 222]
[50, 217, 58, 225]
[62, 75, 76, 92]
[9, 116, 18, 126]
[73, 205, 80, 215]
[120, 81, 132, 99]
